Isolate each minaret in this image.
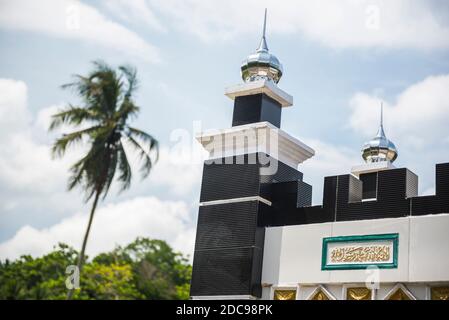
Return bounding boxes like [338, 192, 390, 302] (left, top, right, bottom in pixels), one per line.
[190, 10, 315, 299]
[352, 103, 401, 200]
[361, 103, 398, 164]
[228, 8, 289, 128]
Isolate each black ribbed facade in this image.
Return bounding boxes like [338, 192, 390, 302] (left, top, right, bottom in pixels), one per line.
[360, 172, 377, 199]
[190, 153, 307, 298]
[232, 93, 282, 128]
[410, 163, 449, 216]
[191, 201, 268, 297]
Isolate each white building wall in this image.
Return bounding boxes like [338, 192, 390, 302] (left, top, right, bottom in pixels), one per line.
[261, 213, 449, 299]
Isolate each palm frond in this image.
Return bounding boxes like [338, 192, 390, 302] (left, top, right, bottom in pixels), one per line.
[118, 65, 138, 99]
[128, 127, 159, 160]
[100, 149, 119, 199]
[68, 139, 112, 201]
[54, 61, 158, 202]
[125, 135, 155, 178]
[115, 101, 140, 123]
[51, 126, 101, 158]
[49, 105, 100, 131]
[117, 140, 132, 191]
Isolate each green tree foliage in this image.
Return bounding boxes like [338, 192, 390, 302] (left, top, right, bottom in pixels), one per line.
[49, 61, 159, 299]
[0, 238, 191, 300]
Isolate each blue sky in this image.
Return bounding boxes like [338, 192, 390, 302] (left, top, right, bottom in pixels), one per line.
[1, 0, 449, 260]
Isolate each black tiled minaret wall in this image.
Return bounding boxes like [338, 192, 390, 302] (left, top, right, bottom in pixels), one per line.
[232, 94, 282, 128]
[190, 95, 311, 298]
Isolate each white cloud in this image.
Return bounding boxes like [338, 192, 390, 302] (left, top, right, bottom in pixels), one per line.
[0, 78, 200, 261]
[0, 80, 75, 195]
[348, 74, 449, 194]
[349, 74, 449, 149]
[102, 0, 165, 32]
[147, 0, 449, 49]
[0, 79, 86, 242]
[0, 0, 160, 63]
[0, 79, 29, 137]
[0, 196, 196, 261]
[2, 0, 447, 53]
[148, 148, 203, 197]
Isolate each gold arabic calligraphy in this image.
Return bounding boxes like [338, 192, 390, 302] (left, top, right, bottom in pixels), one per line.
[330, 245, 390, 263]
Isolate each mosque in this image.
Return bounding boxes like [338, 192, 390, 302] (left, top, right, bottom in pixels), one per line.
[189, 10, 449, 300]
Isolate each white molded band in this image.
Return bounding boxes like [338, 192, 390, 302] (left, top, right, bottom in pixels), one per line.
[351, 161, 396, 177]
[199, 196, 272, 207]
[196, 121, 315, 170]
[225, 79, 293, 107]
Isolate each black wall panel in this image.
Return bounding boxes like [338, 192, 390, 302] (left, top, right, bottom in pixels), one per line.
[360, 172, 377, 199]
[232, 94, 282, 128]
[335, 171, 411, 221]
[322, 176, 338, 211]
[411, 195, 444, 216]
[406, 170, 418, 198]
[436, 163, 449, 197]
[195, 201, 266, 251]
[199, 161, 260, 202]
[348, 175, 363, 203]
[411, 163, 449, 216]
[297, 180, 313, 207]
[271, 180, 312, 209]
[191, 200, 269, 297]
[261, 160, 304, 183]
[190, 247, 263, 297]
[200, 154, 306, 203]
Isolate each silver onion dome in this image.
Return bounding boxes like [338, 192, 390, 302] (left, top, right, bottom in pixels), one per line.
[241, 9, 283, 84]
[362, 104, 398, 163]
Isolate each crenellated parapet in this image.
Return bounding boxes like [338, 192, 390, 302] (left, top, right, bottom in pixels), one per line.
[267, 163, 449, 227]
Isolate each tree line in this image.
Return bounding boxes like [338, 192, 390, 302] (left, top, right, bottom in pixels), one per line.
[0, 237, 191, 300]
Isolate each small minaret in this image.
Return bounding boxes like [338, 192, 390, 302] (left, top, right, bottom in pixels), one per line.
[190, 9, 314, 299]
[361, 103, 398, 164]
[226, 8, 291, 128]
[352, 103, 398, 176]
[352, 103, 400, 200]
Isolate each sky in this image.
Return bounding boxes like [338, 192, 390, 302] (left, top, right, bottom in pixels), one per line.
[1, 0, 449, 261]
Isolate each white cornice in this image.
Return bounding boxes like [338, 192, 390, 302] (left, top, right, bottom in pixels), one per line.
[225, 79, 293, 107]
[199, 196, 272, 207]
[196, 121, 315, 170]
[351, 161, 396, 177]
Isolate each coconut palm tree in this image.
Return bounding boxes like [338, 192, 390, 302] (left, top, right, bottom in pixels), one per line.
[49, 61, 159, 299]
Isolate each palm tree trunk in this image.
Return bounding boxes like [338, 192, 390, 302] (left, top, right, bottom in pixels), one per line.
[67, 190, 101, 300]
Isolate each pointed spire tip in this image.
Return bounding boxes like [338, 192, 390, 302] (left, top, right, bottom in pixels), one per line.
[380, 101, 384, 127]
[257, 8, 269, 52]
[263, 8, 267, 38]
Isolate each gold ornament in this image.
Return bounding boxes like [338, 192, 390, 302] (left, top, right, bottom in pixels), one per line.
[311, 290, 330, 300]
[274, 290, 296, 300]
[431, 287, 449, 300]
[388, 288, 411, 300]
[346, 287, 372, 300]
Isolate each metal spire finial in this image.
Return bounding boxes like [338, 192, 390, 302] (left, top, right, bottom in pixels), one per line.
[241, 8, 283, 83]
[362, 101, 398, 163]
[257, 8, 269, 52]
[381, 102, 384, 127]
[376, 102, 386, 138]
[262, 8, 267, 38]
